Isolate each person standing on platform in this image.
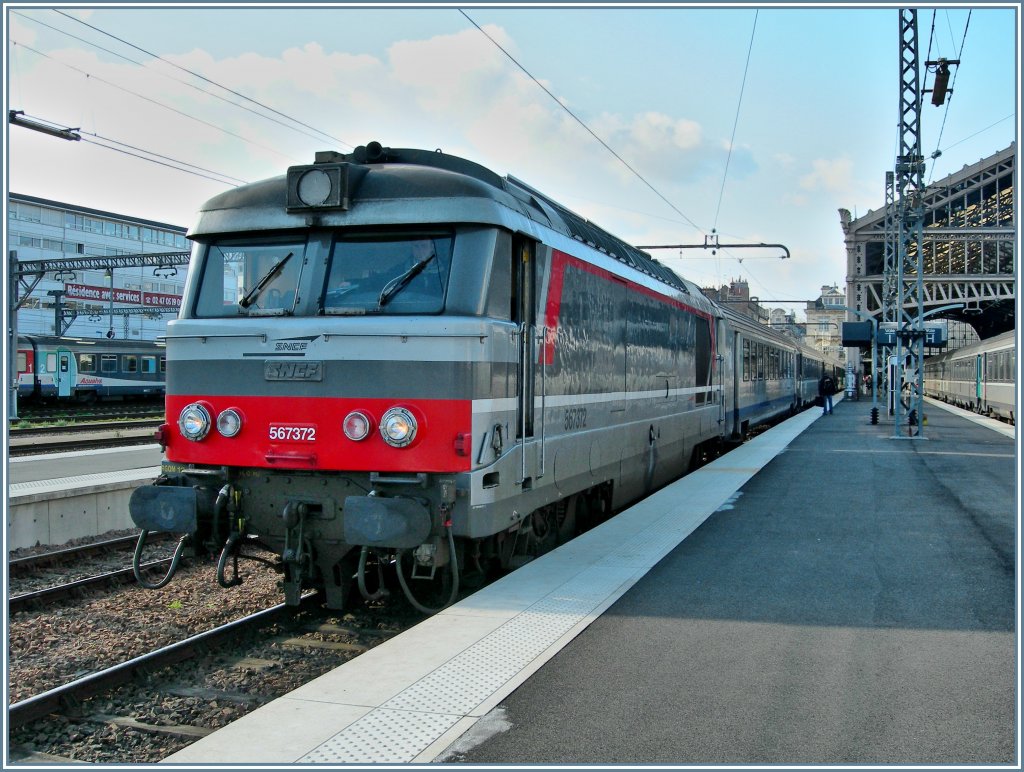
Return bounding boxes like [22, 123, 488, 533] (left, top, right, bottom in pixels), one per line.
[818, 371, 837, 415]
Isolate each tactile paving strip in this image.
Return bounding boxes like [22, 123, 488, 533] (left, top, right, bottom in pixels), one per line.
[299, 708, 462, 764]
[299, 524, 683, 763]
[9, 468, 160, 495]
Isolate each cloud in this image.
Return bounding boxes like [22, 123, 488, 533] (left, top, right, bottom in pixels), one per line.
[799, 156, 854, 193]
[7, 18, 752, 233]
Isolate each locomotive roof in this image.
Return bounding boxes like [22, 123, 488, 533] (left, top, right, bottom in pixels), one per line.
[193, 142, 692, 295]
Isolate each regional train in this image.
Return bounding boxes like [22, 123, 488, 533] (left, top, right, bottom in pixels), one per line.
[16, 335, 166, 403]
[129, 142, 842, 612]
[923, 330, 1016, 424]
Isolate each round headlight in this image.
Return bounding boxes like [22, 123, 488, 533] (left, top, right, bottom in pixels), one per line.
[179, 402, 211, 441]
[297, 168, 332, 206]
[216, 408, 243, 438]
[343, 410, 372, 441]
[379, 407, 417, 448]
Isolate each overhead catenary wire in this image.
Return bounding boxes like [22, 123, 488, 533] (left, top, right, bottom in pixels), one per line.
[53, 9, 353, 151]
[458, 9, 703, 235]
[712, 9, 758, 235]
[926, 10, 972, 184]
[12, 10, 346, 152]
[80, 129, 249, 185]
[11, 40, 303, 164]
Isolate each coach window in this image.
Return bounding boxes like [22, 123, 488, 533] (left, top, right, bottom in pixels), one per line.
[77, 353, 96, 373]
[101, 354, 118, 373]
[123, 355, 138, 373]
[160, 357, 167, 373]
[142, 356, 157, 374]
[742, 340, 750, 381]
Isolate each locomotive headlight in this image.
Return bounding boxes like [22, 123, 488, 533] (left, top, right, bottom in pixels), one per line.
[380, 407, 417, 448]
[296, 168, 333, 206]
[179, 402, 212, 441]
[343, 410, 373, 441]
[216, 408, 244, 438]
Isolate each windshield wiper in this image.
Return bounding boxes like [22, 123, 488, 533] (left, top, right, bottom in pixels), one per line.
[239, 252, 293, 309]
[378, 252, 435, 307]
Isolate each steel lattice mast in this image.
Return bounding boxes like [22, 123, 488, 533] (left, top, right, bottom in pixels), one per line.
[890, 8, 927, 437]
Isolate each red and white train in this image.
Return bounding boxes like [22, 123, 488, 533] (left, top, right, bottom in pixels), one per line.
[130, 142, 842, 612]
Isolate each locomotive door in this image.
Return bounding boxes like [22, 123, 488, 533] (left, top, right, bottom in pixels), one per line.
[513, 236, 538, 483]
[56, 348, 76, 399]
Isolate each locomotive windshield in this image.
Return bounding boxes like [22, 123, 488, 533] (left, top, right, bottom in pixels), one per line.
[190, 233, 454, 317]
[321, 233, 452, 315]
[194, 239, 306, 317]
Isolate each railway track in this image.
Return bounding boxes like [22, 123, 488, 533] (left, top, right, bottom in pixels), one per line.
[7, 600, 310, 730]
[9, 559, 176, 613]
[8, 419, 164, 455]
[10, 533, 177, 613]
[7, 585, 418, 763]
[13, 402, 164, 424]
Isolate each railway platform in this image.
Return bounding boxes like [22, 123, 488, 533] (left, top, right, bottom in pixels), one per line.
[6, 445, 162, 550]
[164, 396, 1017, 766]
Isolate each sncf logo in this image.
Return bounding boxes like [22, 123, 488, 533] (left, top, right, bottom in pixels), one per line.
[264, 361, 323, 381]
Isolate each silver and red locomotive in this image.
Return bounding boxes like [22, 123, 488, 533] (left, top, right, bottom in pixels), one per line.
[130, 141, 836, 611]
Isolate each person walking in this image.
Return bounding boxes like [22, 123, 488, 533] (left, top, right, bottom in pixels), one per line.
[818, 371, 837, 415]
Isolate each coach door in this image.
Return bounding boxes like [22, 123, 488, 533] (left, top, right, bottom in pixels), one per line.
[975, 354, 984, 402]
[513, 236, 538, 484]
[56, 347, 76, 398]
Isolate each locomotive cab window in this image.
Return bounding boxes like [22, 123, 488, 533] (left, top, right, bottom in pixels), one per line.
[193, 239, 306, 317]
[322, 232, 453, 315]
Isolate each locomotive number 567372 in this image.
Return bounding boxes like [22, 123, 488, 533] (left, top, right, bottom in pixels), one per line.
[563, 407, 587, 430]
[269, 424, 317, 442]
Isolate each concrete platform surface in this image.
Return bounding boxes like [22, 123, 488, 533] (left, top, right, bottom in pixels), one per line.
[444, 400, 1017, 765]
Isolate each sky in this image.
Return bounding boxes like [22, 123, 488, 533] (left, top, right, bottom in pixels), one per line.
[4, 2, 1020, 319]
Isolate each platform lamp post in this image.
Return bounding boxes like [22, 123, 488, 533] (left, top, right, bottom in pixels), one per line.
[836, 306, 879, 421]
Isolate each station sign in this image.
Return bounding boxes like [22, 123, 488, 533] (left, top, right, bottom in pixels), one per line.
[877, 322, 948, 346]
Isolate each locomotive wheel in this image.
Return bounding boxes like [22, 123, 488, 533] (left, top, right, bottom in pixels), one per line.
[529, 507, 559, 555]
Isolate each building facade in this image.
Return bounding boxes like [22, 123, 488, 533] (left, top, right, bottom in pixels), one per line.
[840, 143, 1015, 342]
[8, 193, 188, 340]
[804, 284, 847, 363]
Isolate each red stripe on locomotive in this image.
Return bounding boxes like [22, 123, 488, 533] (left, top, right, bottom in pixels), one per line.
[542, 249, 717, 367]
[165, 395, 472, 472]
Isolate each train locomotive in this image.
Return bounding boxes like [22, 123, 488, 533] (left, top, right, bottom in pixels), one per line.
[130, 142, 840, 612]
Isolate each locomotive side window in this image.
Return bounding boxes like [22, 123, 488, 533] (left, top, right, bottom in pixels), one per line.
[194, 239, 306, 317]
[322, 233, 453, 315]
